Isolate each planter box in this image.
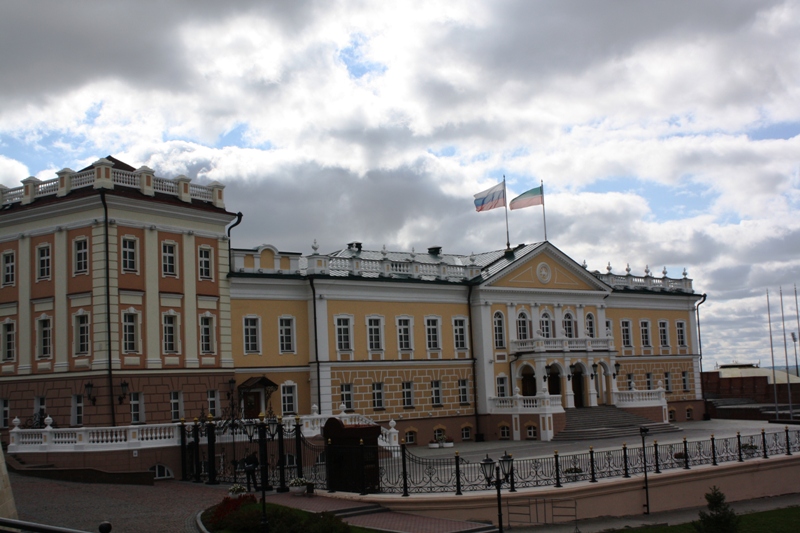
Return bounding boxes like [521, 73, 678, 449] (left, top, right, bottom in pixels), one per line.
[428, 443, 440, 449]
[442, 442, 454, 448]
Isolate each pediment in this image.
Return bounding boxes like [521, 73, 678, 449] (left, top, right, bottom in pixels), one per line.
[485, 245, 609, 292]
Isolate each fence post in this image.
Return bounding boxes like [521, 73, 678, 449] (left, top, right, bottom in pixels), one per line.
[682, 437, 690, 470]
[360, 439, 367, 496]
[295, 416, 304, 479]
[711, 434, 717, 466]
[554, 451, 562, 488]
[401, 441, 409, 497]
[206, 416, 218, 485]
[192, 419, 202, 483]
[761, 429, 768, 459]
[786, 426, 792, 456]
[622, 444, 630, 478]
[277, 417, 288, 492]
[737, 432, 744, 462]
[653, 440, 660, 474]
[509, 458, 516, 493]
[589, 446, 597, 483]
[180, 419, 188, 481]
[454, 451, 462, 496]
[327, 438, 335, 493]
[258, 417, 271, 492]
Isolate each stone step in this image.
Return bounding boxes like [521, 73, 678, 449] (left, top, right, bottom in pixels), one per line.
[331, 504, 390, 518]
[554, 406, 681, 440]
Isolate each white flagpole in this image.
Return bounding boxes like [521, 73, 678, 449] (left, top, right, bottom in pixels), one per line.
[780, 287, 794, 419]
[503, 176, 511, 250]
[795, 284, 800, 377]
[768, 289, 779, 418]
[540, 180, 548, 242]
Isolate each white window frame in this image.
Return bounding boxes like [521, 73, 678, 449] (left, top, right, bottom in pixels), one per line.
[161, 240, 178, 278]
[199, 312, 216, 354]
[281, 382, 297, 415]
[682, 371, 689, 391]
[563, 312, 575, 339]
[402, 381, 414, 407]
[431, 380, 442, 406]
[207, 389, 219, 417]
[425, 315, 441, 353]
[73, 310, 91, 357]
[36, 314, 53, 360]
[372, 382, 384, 409]
[658, 320, 669, 347]
[1, 251, 14, 287]
[496, 375, 508, 398]
[130, 392, 145, 423]
[640, 320, 651, 347]
[540, 312, 552, 339]
[404, 430, 416, 444]
[646, 372, 653, 390]
[396, 316, 414, 353]
[340, 383, 353, 410]
[453, 317, 468, 351]
[621, 320, 633, 347]
[198, 246, 214, 281]
[162, 310, 181, 354]
[122, 309, 141, 354]
[170, 391, 184, 421]
[500, 425, 511, 439]
[279, 316, 296, 354]
[664, 372, 672, 391]
[1, 319, 15, 362]
[37, 243, 51, 281]
[335, 315, 354, 353]
[71, 394, 84, 426]
[366, 315, 384, 353]
[676, 321, 687, 347]
[0, 399, 8, 428]
[121, 236, 138, 273]
[516, 312, 530, 341]
[461, 426, 472, 441]
[243, 316, 261, 354]
[585, 313, 595, 338]
[458, 379, 469, 404]
[493, 312, 506, 349]
[73, 237, 89, 275]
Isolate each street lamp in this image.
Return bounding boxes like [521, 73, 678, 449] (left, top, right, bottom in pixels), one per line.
[640, 426, 650, 514]
[613, 362, 621, 378]
[591, 363, 599, 380]
[480, 452, 514, 533]
[792, 332, 798, 378]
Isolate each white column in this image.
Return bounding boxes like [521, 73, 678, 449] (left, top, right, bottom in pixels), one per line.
[576, 304, 585, 338]
[588, 358, 598, 407]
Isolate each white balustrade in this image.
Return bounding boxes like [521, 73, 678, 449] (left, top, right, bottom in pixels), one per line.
[614, 388, 667, 408]
[488, 394, 563, 414]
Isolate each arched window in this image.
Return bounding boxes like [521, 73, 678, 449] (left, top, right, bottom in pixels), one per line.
[517, 312, 530, 340]
[540, 313, 552, 338]
[493, 312, 505, 349]
[585, 313, 595, 338]
[563, 313, 575, 338]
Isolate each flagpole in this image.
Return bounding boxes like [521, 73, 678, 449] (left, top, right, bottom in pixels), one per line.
[780, 287, 794, 419]
[767, 289, 779, 419]
[540, 180, 548, 242]
[503, 176, 511, 250]
[794, 283, 800, 377]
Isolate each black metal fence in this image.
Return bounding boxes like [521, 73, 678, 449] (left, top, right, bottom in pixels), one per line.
[181, 424, 800, 495]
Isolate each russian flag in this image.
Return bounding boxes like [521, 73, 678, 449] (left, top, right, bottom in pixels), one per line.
[474, 182, 506, 212]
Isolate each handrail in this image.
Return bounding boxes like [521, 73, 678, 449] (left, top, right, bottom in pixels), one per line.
[0, 516, 110, 533]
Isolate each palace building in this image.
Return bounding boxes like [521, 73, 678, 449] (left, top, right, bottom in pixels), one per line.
[0, 158, 705, 444]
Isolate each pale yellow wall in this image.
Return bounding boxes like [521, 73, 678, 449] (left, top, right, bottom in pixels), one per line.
[605, 307, 694, 354]
[231, 299, 310, 367]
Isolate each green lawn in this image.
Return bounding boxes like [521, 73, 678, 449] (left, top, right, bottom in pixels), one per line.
[612, 506, 800, 532]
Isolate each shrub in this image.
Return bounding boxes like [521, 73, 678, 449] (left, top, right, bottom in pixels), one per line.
[208, 495, 257, 530]
[692, 486, 740, 533]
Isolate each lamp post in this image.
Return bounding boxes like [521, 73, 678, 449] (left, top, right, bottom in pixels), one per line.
[480, 452, 513, 533]
[640, 426, 650, 514]
[792, 332, 799, 378]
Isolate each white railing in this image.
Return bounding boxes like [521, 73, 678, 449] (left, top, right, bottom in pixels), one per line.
[511, 337, 614, 353]
[71, 169, 95, 188]
[594, 271, 693, 293]
[614, 388, 666, 408]
[190, 183, 213, 202]
[112, 169, 139, 188]
[3, 186, 23, 204]
[489, 394, 563, 413]
[35, 179, 59, 196]
[153, 176, 178, 194]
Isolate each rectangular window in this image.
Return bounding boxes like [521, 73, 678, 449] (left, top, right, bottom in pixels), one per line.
[397, 318, 412, 351]
[426, 318, 440, 350]
[163, 314, 177, 353]
[37, 245, 51, 280]
[658, 321, 669, 347]
[74, 239, 88, 274]
[207, 390, 218, 417]
[75, 314, 90, 355]
[367, 318, 383, 351]
[646, 373, 653, 390]
[336, 317, 352, 351]
[627, 373, 634, 391]
[453, 318, 467, 350]
[281, 384, 296, 414]
[402, 382, 414, 407]
[676, 322, 687, 347]
[200, 316, 214, 353]
[340, 383, 353, 410]
[279, 317, 294, 353]
[162, 242, 177, 276]
[640, 321, 651, 347]
[38, 318, 52, 359]
[372, 382, 384, 409]
[621, 320, 632, 347]
[34, 396, 46, 419]
[496, 376, 508, 398]
[682, 371, 689, 391]
[170, 391, 183, 421]
[0, 399, 8, 428]
[122, 238, 137, 272]
[664, 372, 672, 391]
[458, 379, 469, 404]
[605, 320, 612, 336]
[130, 392, 144, 423]
[2, 322, 15, 361]
[431, 380, 442, 405]
[462, 426, 472, 441]
[123, 313, 138, 353]
[1, 252, 13, 286]
[198, 247, 212, 280]
[72, 395, 83, 426]
[244, 317, 260, 353]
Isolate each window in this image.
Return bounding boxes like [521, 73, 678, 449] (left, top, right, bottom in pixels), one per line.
[397, 317, 412, 351]
[404, 430, 416, 444]
[433, 428, 445, 441]
[496, 376, 508, 397]
[74, 238, 88, 275]
[425, 317, 440, 350]
[200, 315, 215, 354]
[34, 397, 46, 419]
[279, 317, 295, 353]
[72, 395, 83, 426]
[540, 313, 552, 338]
[676, 322, 687, 347]
[367, 317, 383, 351]
[372, 382, 384, 409]
[207, 390, 219, 417]
[281, 383, 297, 414]
[122, 238, 137, 272]
[170, 391, 183, 421]
[585, 314, 595, 338]
[682, 371, 689, 391]
[1, 252, 13, 286]
[627, 373, 634, 391]
[37, 317, 52, 359]
[563, 312, 575, 338]
[646, 373, 653, 390]
[402, 382, 414, 407]
[686, 408, 693, 420]
[640, 321, 651, 347]
[605, 319, 613, 336]
[122, 312, 139, 353]
[161, 242, 177, 277]
[243, 317, 260, 353]
[453, 318, 467, 350]
[431, 380, 442, 406]
[658, 321, 669, 347]
[163, 313, 178, 353]
[1, 321, 15, 361]
[37, 244, 51, 280]
[664, 372, 672, 391]
[621, 320, 632, 347]
[461, 426, 472, 440]
[517, 312, 530, 340]
[130, 392, 144, 423]
[493, 312, 505, 348]
[198, 247, 213, 280]
[669, 409, 676, 422]
[74, 312, 90, 356]
[458, 379, 469, 404]
[340, 383, 353, 410]
[0, 399, 8, 428]
[499, 425, 510, 439]
[526, 425, 537, 439]
[336, 317, 352, 351]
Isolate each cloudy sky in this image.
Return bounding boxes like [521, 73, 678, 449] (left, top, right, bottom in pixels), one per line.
[2, 1, 800, 368]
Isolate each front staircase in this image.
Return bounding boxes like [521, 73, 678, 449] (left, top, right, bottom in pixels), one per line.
[553, 405, 680, 441]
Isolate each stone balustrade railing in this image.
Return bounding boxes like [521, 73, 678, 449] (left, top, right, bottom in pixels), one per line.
[489, 394, 563, 413]
[511, 336, 615, 353]
[594, 271, 693, 293]
[306, 254, 482, 281]
[614, 388, 667, 408]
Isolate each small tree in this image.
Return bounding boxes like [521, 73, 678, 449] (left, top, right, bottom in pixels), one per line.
[693, 486, 740, 533]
